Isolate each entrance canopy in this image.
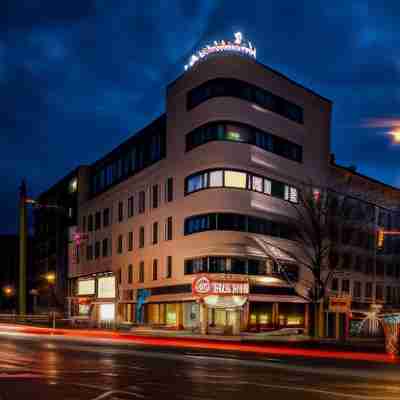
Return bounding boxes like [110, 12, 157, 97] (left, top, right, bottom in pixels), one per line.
[203, 295, 247, 309]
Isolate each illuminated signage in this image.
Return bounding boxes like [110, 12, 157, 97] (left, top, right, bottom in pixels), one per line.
[97, 276, 116, 299]
[77, 279, 95, 296]
[329, 296, 351, 313]
[185, 32, 256, 70]
[192, 275, 249, 296]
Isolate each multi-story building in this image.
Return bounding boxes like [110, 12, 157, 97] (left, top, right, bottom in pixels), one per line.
[67, 35, 335, 333]
[63, 34, 399, 335]
[33, 166, 90, 312]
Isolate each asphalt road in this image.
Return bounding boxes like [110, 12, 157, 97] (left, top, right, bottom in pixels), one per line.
[0, 331, 399, 400]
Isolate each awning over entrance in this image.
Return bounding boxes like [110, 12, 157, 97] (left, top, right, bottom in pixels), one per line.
[249, 294, 307, 303]
[203, 295, 247, 309]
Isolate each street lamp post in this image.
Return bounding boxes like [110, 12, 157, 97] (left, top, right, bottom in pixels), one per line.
[45, 272, 56, 329]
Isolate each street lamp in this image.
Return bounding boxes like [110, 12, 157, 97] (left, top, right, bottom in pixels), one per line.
[45, 272, 56, 285]
[44, 272, 56, 329]
[389, 129, 400, 144]
[3, 286, 16, 314]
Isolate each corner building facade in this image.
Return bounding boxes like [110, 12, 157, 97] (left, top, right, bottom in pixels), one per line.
[69, 53, 333, 333]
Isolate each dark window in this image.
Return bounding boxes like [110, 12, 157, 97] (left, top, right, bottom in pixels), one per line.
[88, 215, 93, 232]
[128, 231, 133, 251]
[94, 241, 100, 259]
[152, 222, 158, 244]
[118, 201, 123, 222]
[185, 121, 302, 163]
[95, 212, 101, 230]
[354, 281, 362, 298]
[366, 282, 373, 298]
[128, 196, 134, 218]
[187, 78, 304, 124]
[166, 178, 173, 202]
[230, 258, 247, 274]
[139, 191, 146, 214]
[117, 269, 122, 285]
[209, 256, 227, 273]
[166, 256, 172, 278]
[86, 245, 93, 261]
[139, 261, 144, 283]
[128, 264, 133, 284]
[103, 208, 110, 227]
[152, 259, 158, 280]
[102, 238, 108, 257]
[82, 216, 86, 233]
[331, 278, 339, 292]
[139, 226, 145, 248]
[184, 213, 291, 240]
[342, 279, 350, 294]
[248, 259, 263, 275]
[152, 185, 159, 209]
[376, 284, 384, 300]
[117, 235, 123, 254]
[165, 217, 173, 241]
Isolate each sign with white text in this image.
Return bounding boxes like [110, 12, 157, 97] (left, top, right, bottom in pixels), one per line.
[192, 275, 249, 297]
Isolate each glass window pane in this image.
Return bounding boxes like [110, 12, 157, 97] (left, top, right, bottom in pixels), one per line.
[252, 176, 263, 192]
[187, 175, 203, 193]
[264, 179, 272, 195]
[224, 171, 247, 189]
[209, 170, 223, 187]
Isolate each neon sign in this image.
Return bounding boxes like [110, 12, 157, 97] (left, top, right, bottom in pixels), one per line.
[184, 32, 256, 70]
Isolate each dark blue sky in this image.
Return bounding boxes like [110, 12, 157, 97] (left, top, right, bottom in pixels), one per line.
[1, 1, 399, 234]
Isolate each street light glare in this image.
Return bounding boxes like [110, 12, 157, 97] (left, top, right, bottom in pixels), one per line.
[46, 272, 56, 284]
[389, 129, 400, 144]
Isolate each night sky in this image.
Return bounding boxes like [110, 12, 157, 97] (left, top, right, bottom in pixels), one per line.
[1, 1, 400, 234]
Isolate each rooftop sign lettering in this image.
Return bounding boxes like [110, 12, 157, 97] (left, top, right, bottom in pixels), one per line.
[184, 32, 256, 70]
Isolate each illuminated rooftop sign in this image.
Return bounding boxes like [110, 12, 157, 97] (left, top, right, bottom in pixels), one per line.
[184, 32, 256, 70]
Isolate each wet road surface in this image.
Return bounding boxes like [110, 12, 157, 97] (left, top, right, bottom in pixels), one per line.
[0, 331, 399, 399]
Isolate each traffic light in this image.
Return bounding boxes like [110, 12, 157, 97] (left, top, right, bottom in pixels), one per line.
[377, 229, 385, 250]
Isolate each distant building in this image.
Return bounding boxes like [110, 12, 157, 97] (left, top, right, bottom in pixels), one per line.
[33, 166, 90, 312]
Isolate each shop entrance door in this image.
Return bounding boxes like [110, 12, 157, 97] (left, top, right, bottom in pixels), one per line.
[209, 309, 239, 334]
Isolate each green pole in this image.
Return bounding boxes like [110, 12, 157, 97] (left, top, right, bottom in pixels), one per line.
[19, 180, 27, 315]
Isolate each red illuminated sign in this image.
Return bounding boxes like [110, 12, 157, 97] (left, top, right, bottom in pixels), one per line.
[192, 275, 249, 296]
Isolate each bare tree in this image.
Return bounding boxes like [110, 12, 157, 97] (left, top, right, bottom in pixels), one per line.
[249, 178, 378, 338]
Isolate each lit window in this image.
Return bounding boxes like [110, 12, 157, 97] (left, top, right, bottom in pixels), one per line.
[264, 179, 272, 195]
[285, 185, 298, 203]
[252, 176, 263, 192]
[69, 178, 78, 193]
[209, 170, 223, 187]
[226, 130, 243, 141]
[224, 171, 246, 189]
[99, 303, 115, 321]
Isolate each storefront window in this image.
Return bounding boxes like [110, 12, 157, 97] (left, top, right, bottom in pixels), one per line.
[77, 279, 95, 296]
[166, 304, 177, 325]
[97, 276, 116, 299]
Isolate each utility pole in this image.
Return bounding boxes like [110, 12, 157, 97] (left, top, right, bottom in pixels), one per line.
[19, 180, 27, 315]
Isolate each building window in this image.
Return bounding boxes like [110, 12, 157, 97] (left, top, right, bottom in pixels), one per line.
[128, 264, 133, 284]
[139, 261, 144, 283]
[102, 238, 108, 257]
[185, 121, 303, 163]
[82, 216, 86, 232]
[86, 245, 93, 261]
[152, 222, 158, 245]
[185, 169, 298, 203]
[88, 215, 93, 232]
[103, 208, 110, 227]
[341, 279, 350, 295]
[166, 178, 173, 202]
[184, 213, 291, 240]
[94, 241, 100, 259]
[165, 217, 173, 241]
[139, 191, 146, 214]
[139, 226, 145, 248]
[224, 170, 247, 189]
[166, 256, 172, 278]
[117, 269, 122, 285]
[117, 235, 123, 254]
[152, 185, 159, 209]
[95, 212, 101, 231]
[376, 284, 384, 301]
[152, 259, 158, 280]
[353, 281, 362, 298]
[331, 278, 339, 292]
[128, 196, 134, 218]
[187, 78, 303, 124]
[366, 282, 373, 298]
[128, 231, 133, 251]
[118, 201, 123, 222]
